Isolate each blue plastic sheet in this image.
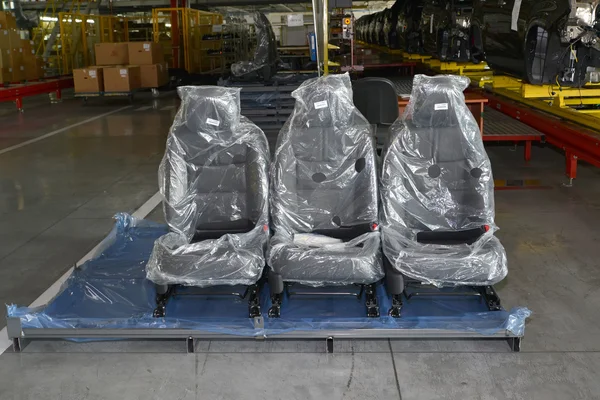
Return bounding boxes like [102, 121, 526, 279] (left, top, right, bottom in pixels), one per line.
[7, 213, 531, 338]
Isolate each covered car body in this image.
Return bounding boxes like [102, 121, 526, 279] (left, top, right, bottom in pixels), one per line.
[146, 86, 270, 288]
[471, 0, 600, 85]
[419, 0, 473, 61]
[380, 75, 507, 287]
[267, 73, 384, 287]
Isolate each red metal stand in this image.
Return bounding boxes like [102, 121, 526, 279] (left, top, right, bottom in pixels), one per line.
[483, 93, 600, 181]
[0, 78, 74, 111]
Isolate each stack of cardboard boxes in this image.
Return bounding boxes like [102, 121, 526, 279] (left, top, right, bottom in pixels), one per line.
[0, 11, 44, 83]
[73, 42, 169, 94]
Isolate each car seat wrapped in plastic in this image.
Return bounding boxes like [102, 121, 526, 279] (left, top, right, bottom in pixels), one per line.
[268, 73, 384, 286]
[380, 74, 507, 287]
[231, 12, 278, 78]
[146, 86, 270, 287]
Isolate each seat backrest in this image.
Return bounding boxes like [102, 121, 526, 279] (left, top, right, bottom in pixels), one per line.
[353, 77, 399, 125]
[381, 74, 495, 235]
[161, 86, 269, 240]
[231, 12, 278, 78]
[271, 73, 379, 235]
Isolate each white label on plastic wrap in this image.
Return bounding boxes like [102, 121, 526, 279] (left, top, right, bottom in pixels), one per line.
[20, 65, 24, 71]
[511, 0, 523, 31]
[89, 70, 97, 78]
[206, 118, 220, 126]
[31, 49, 34, 54]
[287, 14, 304, 27]
[430, 15, 434, 34]
[143, 43, 150, 51]
[314, 100, 328, 109]
[120, 68, 127, 77]
[212, 24, 223, 33]
[434, 103, 448, 110]
[19, 48, 22, 52]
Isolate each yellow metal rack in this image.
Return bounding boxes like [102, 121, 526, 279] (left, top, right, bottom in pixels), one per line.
[480, 75, 600, 131]
[152, 8, 224, 74]
[422, 58, 491, 81]
[58, 13, 129, 74]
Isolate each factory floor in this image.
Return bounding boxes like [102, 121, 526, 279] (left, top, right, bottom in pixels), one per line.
[0, 92, 599, 400]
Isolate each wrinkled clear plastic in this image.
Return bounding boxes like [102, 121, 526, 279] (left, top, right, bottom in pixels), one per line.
[7, 213, 531, 339]
[380, 74, 508, 287]
[268, 73, 384, 286]
[146, 86, 270, 287]
[231, 12, 278, 77]
[6, 213, 532, 337]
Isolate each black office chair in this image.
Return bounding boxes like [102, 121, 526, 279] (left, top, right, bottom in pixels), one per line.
[352, 77, 399, 151]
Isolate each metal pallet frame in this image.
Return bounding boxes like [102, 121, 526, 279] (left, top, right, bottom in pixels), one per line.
[484, 92, 600, 184]
[0, 77, 73, 111]
[5, 316, 523, 353]
[480, 75, 600, 131]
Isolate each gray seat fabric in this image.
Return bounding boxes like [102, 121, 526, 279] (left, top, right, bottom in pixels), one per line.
[268, 73, 384, 286]
[146, 86, 270, 287]
[352, 78, 399, 148]
[380, 75, 507, 287]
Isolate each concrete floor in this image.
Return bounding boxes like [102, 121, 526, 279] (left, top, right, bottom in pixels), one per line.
[1, 91, 600, 399]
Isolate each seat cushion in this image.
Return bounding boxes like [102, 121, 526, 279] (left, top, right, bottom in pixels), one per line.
[382, 230, 507, 287]
[268, 231, 384, 286]
[147, 229, 266, 287]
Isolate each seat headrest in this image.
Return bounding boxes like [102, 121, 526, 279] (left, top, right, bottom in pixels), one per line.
[405, 75, 470, 128]
[176, 86, 241, 134]
[290, 73, 356, 128]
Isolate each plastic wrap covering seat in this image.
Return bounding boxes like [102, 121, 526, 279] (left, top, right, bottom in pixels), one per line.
[268, 73, 384, 287]
[231, 12, 278, 80]
[380, 75, 507, 287]
[146, 86, 270, 288]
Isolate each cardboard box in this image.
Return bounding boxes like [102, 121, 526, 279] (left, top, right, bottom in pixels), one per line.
[8, 29, 21, 48]
[139, 63, 168, 88]
[0, 30, 10, 49]
[35, 57, 45, 78]
[10, 64, 25, 82]
[9, 48, 23, 69]
[24, 66, 37, 81]
[20, 39, 34, 53]
[73, 67, 104, 93]
[0, 68, 11, 82]
[102, 65, 140, 92]
[94, 43, 129, 65]
[23, 54, 37, 80]
[0, 11, 17, 30]
[128, 42, 164, 65]
[23, 54, 36, 70]
[0, 48, 9, 69]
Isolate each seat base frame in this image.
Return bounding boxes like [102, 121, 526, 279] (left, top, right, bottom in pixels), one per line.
[153, 283, 262, 319]
[267, 272, 380, 318]
[383, 256, 502, 318]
